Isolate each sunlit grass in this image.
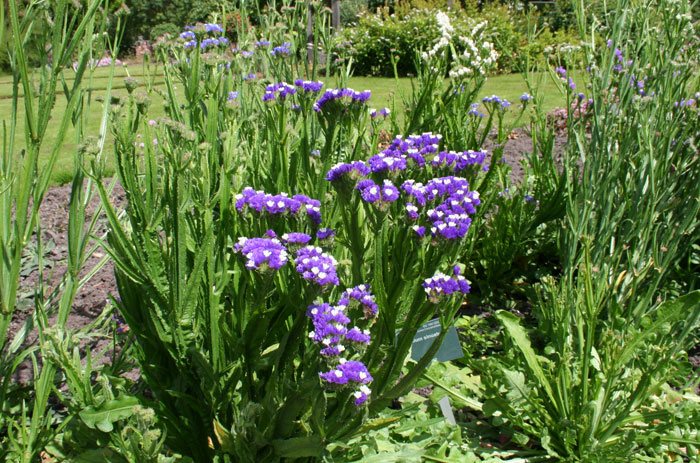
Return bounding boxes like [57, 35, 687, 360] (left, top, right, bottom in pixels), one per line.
[0, 66, 567, 185]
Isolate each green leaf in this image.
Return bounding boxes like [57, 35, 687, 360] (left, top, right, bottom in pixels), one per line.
[496, 311, 557, 408]
[78, 396, 139, 433]
[272, 436, 324, 458]
[213, 419, 236, 453]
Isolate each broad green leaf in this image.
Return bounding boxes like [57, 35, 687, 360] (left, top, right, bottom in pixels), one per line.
[272, 436, 323, 458]
[78, 396, 139, 433]
[496, 311, 557, 408]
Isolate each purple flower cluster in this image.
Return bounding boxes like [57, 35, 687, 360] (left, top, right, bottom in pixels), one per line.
[307, 286, 378, 406]
[180, 31, 195, 41]
[468, 103, 486, 118]
[294, 79, 324, 93]
[294, 246, 340, 286]
[422, 267, 471, 303]
[613, 48, 633, 72]
[235, 187, 321, 224]
[307, 302, 371, 354]
[313, 88, 371, 112]
[234, 237, 289, 271]
[255, 39, 271, 48]
[675, 98, 697, 108]
[402, 177, 480, 239]
[356, 179, 400, 204]
[180, 24, 228, 50]
[271, 42, 292, 56]
[483, 95, 511, 109]
[325, 161, 370, 182]
[227, 91, 239, 101]
[431, 150, 487, 172]
[369, 107, 391, 118]
[379, 133, 442, 168]
[323, 132, 481, 239]
[319, 359, 373, 405]
[520, 93, 532, 102]
[338, 284, 379, 318]
[317, 228, 335, 242]
[262, 82, 297, 102]
[204, 23, 224, 34]
[367, 151, 408, 173]
[281, 232, 312, 245]
[319, 360, 372, 385]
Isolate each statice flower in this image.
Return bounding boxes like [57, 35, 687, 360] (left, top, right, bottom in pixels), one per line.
[294, 79, 324, 93]
[255, 39, 271, 48]
[402, 177, 480, 240]
[422, 268, 471, 303]
[235, 187, 322, 224]
[262, 82, 297, 102]
[180, 31, 196, 40]
[313, 88, 371, 112]
[241, 51, 254, 59]
[317, 228, 335, 241]
[555, 66, 567, 78]
[346, 327, 371, 344]
[271, 42, 292, 56]
[307, 302, 350, 344]
[520, 93, 532, 102]
[205, 23, 224, 34]
[227, 91, 239, 101]
[319, 360, 372, 386]
[468, 103, 486, 118]
[234, 237, 289, 271]
[369, 107, 391, 118]
[338, 284, 378, 318]
[325, 161, 370, 182]
[367, 151, 408, 173]
[353, 385, 372, 405]
[379, 133, 442, 167]
[281, 232, 312, 245]
[295, 246, 340, 286]
[431, 150, 487, 172]
[356, 179, 400, 204]
[406, 203, 419, 220]
[483, 95, 511, 110]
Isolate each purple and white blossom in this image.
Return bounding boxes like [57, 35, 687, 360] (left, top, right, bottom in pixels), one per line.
[422, 268, 471, 303]
[294, 246, 340, 286]
[338, 284, 378, 318]
[234, 237, 289, 271]
[262, 82, 297, 102]
[235, 187, 322, 224]
[313, 88, 371, 112]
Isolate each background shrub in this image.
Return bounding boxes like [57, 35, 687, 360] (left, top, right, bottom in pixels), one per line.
[334, 5, 578, 77]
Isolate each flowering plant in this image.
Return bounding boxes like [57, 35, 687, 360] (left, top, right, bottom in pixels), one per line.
[94, 26, 491, 460]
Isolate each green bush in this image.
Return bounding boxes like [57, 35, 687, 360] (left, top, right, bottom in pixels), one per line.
[335, 8, 440, 77]
[334, 6, 579, 77]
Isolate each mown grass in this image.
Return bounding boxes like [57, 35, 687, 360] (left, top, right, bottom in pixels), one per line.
[0, 65, 568, 185]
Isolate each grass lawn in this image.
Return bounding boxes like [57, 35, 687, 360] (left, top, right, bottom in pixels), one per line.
[0, 66, 567, 185]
